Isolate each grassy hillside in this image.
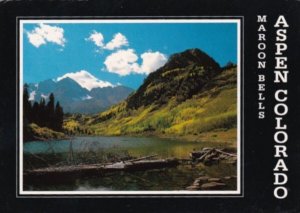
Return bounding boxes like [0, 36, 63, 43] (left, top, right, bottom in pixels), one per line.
[25, 123, 66, 141]
[65, 66, 237, 145]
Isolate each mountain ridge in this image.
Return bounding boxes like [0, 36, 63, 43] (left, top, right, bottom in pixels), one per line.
[26, 76, 134, 114]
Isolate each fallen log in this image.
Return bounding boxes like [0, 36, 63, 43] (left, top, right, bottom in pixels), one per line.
[24, 158, 179, 179]
[126, 154, 158, 162]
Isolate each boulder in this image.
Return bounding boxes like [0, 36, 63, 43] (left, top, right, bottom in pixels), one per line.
[223, 176, 232, 180]
[200, 182, 226, 190]
[193, 179, 201, 186]
[186, 185, 200, 190]
[208, 178, 221, 182]
[196, 176, 210, 182]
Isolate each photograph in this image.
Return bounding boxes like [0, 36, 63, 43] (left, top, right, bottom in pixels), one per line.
[0, 0, 299, 211]
[19, 19, 241, 195]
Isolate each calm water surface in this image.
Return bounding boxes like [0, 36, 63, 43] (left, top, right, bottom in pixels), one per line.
[24, 136, 237, 191]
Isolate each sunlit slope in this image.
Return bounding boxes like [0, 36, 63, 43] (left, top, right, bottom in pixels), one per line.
[64, 49, 237, 142]
[87, 67, 236, 137]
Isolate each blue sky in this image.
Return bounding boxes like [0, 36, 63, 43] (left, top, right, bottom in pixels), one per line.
[23, 22, 237, 89]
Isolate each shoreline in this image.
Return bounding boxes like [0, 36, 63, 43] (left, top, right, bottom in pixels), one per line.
[25, 128, 237, 150]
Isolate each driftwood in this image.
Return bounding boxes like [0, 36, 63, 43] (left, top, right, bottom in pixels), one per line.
[190, 147, 237, 165]
[214, 149, 237, 157]
[198, 149, 214, 162]
[24, 158, 179, 179]
[126, 154, 158, 162]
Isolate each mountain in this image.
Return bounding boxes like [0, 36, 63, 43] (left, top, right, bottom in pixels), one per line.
[56, 70, 114, 90]
[127, 48, 221, 108]
[70, 48, 237, 143]
[26, 75, 134, 114]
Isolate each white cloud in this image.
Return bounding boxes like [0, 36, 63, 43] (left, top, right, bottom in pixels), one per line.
[57, 70, 114, 91]
[27, 32, 46, 48]
[104, 33, 128, 50]
[86, 32, 128, 51]
[104, 49, 139, 76]
[104, 49, 167, 76]
[139, 51, 168, 75]
[86, 31, 104, 47]
[86, 31, 167, 76]
[27, 23, 66, 48]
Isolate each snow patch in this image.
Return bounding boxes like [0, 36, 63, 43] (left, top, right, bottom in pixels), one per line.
[57, 70, 114, 91]
[81, 95, 93, 100]
[29, 91, 36, 101]
[41, 93, 49, 99]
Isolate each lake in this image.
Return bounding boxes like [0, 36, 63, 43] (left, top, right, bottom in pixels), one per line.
[23, 136, 237, 191]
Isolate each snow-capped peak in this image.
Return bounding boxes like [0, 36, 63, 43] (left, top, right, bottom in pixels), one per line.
[56, 70, 114, 91]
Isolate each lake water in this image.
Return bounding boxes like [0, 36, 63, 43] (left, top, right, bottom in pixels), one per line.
[23, 136, 237, 191]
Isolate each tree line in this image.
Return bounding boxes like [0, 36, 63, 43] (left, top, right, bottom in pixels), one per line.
[23, 84, 64, 132]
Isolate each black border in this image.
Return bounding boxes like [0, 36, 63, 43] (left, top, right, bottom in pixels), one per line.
[16, 16, 244, 198]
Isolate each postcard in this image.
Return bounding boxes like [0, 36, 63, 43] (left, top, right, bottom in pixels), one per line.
[0, 0, 299, 212]
[19, 19, 241, 196]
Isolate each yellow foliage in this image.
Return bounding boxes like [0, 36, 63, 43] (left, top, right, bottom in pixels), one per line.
[87, 86, 237, 138]
[29, 123, 65, 139]
[63, 120, 80, 131]
[165, 119, 196, 134]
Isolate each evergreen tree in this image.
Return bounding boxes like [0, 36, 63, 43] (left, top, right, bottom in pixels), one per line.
[23, 87, 65, 138]
[38, 98, 46, 127]
[23, 84, 32, 123]
[54, 101, 64, 131]
[31, 101, 39, 123]
[23, 84, 32, 140]
[46, 93, 55, 129]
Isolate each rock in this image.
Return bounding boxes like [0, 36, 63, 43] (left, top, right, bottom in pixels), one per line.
[208, 178, 221, 182]
[196, 176, 210, 182]
[186, 185, 199, 190]
[200, 182, 226, 190]
[223, 176, 232, 180]
[193, 179, 201, 186]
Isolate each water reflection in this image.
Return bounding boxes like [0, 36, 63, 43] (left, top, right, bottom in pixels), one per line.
[23, 136, 237, 191]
